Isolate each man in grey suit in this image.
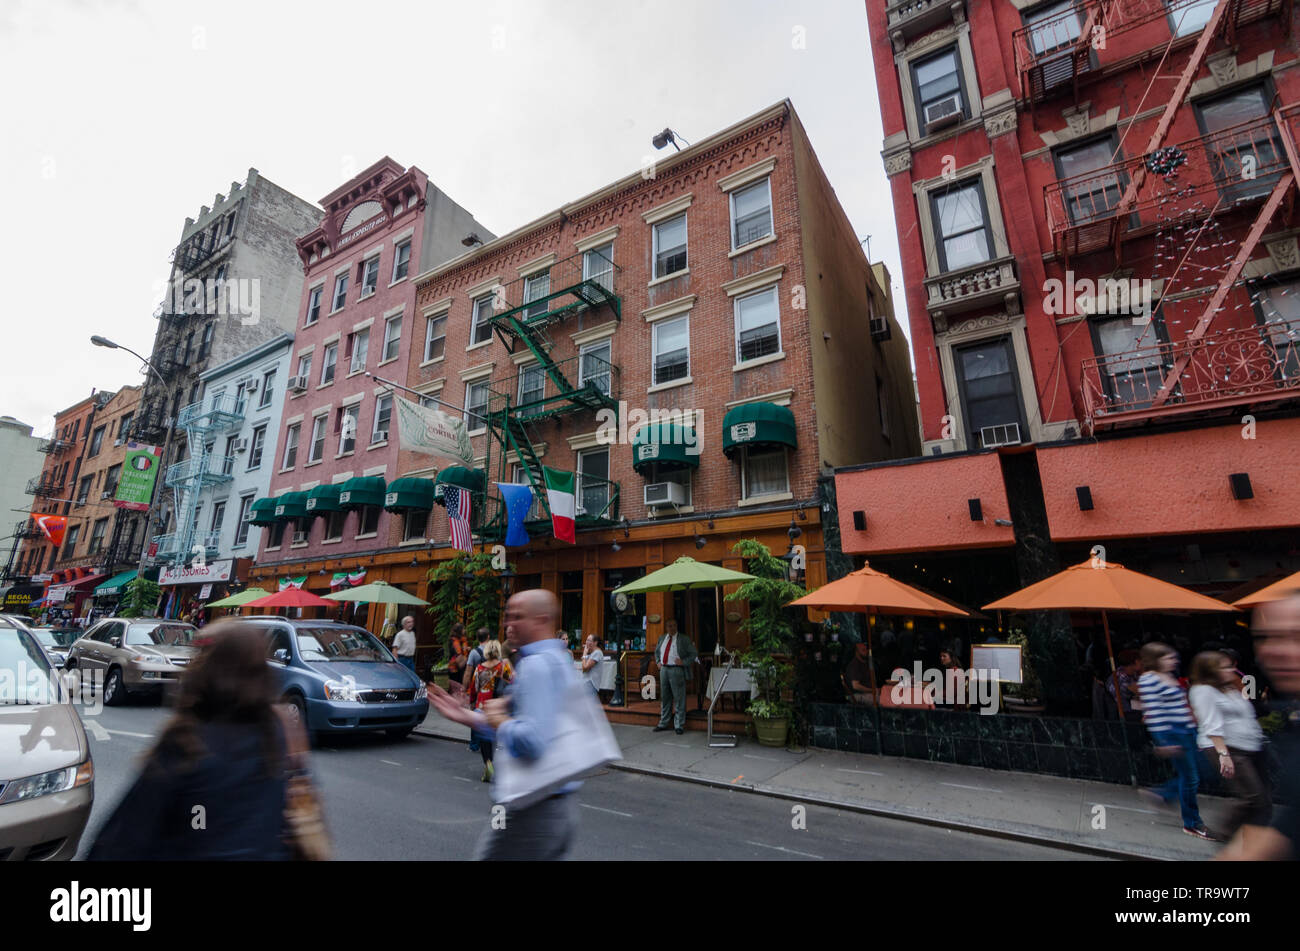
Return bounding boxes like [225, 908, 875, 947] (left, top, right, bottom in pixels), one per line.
[652, 619, 697, 734]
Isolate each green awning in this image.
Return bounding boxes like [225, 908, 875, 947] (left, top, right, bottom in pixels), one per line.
[338, 476, 387, 510]
[385, 477, 437, 513]
[95, 569, 138, 598]
[722, 402, 797, 458]
[273, 491, 309, 521]
[632, 422, 701, 474]
[434, 466, 486, 506]
[305, 483, 343, 515]
[249, 497, 280, 526]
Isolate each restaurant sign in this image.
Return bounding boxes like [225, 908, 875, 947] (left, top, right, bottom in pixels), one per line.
[116, 443, 162, 511]
[159, 560, 233, 586]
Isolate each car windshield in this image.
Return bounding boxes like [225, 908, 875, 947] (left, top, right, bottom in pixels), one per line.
[125, 622, 197, 647]
[0, 628, 55, 704]
[296, 627, 392, 662]
[34, 629, 77, 648]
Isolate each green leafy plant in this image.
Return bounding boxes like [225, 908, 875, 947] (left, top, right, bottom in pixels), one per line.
[727, 539, 806, 725]
[426, 551, 513, 658]
[118, 576, 161, 619]
[1003, 628, 1044, 701]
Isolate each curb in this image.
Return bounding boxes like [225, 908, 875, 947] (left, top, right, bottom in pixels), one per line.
[414, 726, 1197, 861]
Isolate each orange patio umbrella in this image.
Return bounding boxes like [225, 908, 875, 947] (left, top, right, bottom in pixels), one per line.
[1232, 570, 1300, 607]
[983, 557, 1237, 720]
[791, 563, 968, 702]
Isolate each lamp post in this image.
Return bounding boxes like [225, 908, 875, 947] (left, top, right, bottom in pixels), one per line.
[90, 336, 174, 576]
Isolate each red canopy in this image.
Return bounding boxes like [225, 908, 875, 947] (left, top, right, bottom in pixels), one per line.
[243, 588, 336, 609]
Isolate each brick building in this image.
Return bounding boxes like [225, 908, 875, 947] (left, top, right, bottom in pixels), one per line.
[249, 101, 918, 654]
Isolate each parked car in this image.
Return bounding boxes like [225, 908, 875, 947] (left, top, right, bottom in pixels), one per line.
[65, 617, 198, 706]
[31, 628, 78, 669]
[240, 617, 428, 739]
[0, 618, 94, 860]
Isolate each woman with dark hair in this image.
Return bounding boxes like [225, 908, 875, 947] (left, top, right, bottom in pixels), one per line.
[88, 620, 324, 860]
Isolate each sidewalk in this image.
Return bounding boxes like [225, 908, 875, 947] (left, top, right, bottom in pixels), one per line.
[414, 709, 1230, 860]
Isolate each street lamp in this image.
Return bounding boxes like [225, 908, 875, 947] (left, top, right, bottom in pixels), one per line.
[499, 564, 515, 599]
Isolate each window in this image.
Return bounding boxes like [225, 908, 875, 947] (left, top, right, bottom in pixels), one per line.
[911, 45, 967, 131]
[1054, 136, 1125, 225]
[63, 524, 80, 559]
[266, 520, 286, 549]
[77, 476, 93, 505]
[308, 415, 327, 464]
[360, 257, 380, 297]
[372, 394, 393, 443]
[419, 391, 442, 409]
[199, 321, 214, 359]
[1167, 0, 1216, 36]
[954, 337, 1028, 448]
[1256, 280, 1300, 381]
[89, 425, 106, 456]
[1089, 315, 1168, 412]
[306, 286, 323, 326]
[735, 286, 781, 363]
[1196, 84, 1282, 203]
[511, 464, 547, 520]
[325, 508, 346, 541]
[259, 368, 276, 408]
[471, 294, 496, 345]
[247, 425, 267, 469]
[931, 180, 993, 272]
[118, 412, 133, 441]
[188, 382, 201, 408]
[424, 314, 446, 362]
[645, 463, 692, 506]
[296, 353, 312, 386]
[283, 424, 300, 469]
[877, 375, 891, 441]
[104, 464, 122, 496]
[577, 448, 610, 517]
[222, 436, 237, 476]
[1022, 2, 1083, 93]
[321, 343, 338, 385]
[518, 362, 545, 406]
[210, 501, 226, 535]
[523, 270, 551, 320]
[740, 446, 789, 499]
[348, 328, 369, 373]
[234, 496, 254, 547]
[234, 382, 247, 415]
[88, 518, 108, 554]
[653, 214, 688, 278]
[382, 314, 402, 362]
[332, 274, 348, 311]
[403, 509, 429, 542]
[393, 240, 412, 282]
[464, 380, 490, 432]
[582, 242, 614, 293]
[731, 179, 773, 249]
[183, 332, 194, 364]
[338, 405, 360, 455]
[652, 314, 690, 384]
[357, 505, 381, 536]
[579, 340, 612, 396]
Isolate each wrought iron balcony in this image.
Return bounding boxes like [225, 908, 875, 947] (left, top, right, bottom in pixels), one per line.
[485, 351, 620, 424]
[1080, 321, 1300, 433]
[171, 231, 230, 274]
[151, 533, 181, 558]
[923, 255, 1020, 328]
[37, 437, 73, 455]
[486, 251, 622, 333]
[164, 455, 236, 488]
[14, 519, 43, 540]
[25, 476, 64, 498]
[1046, 105, 1300, 263]
[177, 392, 246, 433]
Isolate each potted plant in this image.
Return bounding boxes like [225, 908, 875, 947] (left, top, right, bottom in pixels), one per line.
[118, 576, 161, 619]
[726, 539, 807, 748]
[1002, 628, 1046, 713]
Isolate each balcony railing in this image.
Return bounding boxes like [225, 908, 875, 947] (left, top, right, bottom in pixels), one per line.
[152, 533, 180, 558]
[1081, 321, 1300, 432]
[14, 519, 43, 540]
[37, 437, 73, 455]
[485, 251, 622, 332]
[923, 255, 1020, 325]
[25, 476, 64, 498]
[485, 351, 620, 422]
[1046, 105, 1300, 262]
[177, 392, 246, 433]
[171, 231, 231, 274]
[164, 456, 236, 487]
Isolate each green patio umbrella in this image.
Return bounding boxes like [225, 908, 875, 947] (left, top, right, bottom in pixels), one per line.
[206, 588, 271, 608]
[611, 556, 755, 594]
[322, 581, 429, 606]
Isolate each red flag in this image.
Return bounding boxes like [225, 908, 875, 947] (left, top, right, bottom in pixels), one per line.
[34, 514, 67, 548]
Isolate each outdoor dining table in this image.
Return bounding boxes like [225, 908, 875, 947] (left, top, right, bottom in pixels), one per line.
[574, 658, 619, 691]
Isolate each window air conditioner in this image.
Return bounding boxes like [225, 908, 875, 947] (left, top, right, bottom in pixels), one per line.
[644, 481, 687, 507]
[244, 379, 259, 392]
[289, 375, 309, 393]
[233, 438, 249, 453]
[100, 491, 113, 500]
[113, 438, 124, 447]
[924, 94, 963, 133]
[869, 312, 890, 342]
[373, 430, 388, 443]
[293, 531, 308, 545]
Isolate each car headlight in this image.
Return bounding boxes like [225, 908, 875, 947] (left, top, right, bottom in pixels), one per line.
[323, 679, 361, 702]
[415, 682, 428, 700]
[128, 653, 163, 665]
[0, 759, 93, 804]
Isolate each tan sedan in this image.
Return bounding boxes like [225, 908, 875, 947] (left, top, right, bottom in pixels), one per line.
[0, 620, 94, 860]
[66, 617, 197, 705]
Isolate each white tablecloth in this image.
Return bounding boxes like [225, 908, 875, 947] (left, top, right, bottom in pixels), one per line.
[707, 666, 758, 700]
[575, 658, 619, 690]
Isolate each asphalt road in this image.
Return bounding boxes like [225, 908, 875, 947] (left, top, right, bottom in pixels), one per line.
[76, 700, 1104, 860]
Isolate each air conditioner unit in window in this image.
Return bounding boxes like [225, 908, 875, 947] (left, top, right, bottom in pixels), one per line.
[113, 438, 124, 448]
[244, 379, 259, 392]
[924, 94, 963, 133]
[644, 481, 687, 508]
[373, 430, 388, 443]
[289, 375, 309, 393]
[980, 422, 1022, 448]
[869, 312, 890, 342]
[100, 491, 113, 500]
[233, 438, 249, 453]
[293, 531, 308, 545]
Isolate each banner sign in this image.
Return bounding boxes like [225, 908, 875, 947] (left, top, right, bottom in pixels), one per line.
[159, 560, 233, 586]
[3, 584, 43, 610]
[116, 443, 162, 511]
[395, 395, 474, 465]
[47, 586, 72, 604]
[279, 576, 307, 591]
[34, 515, 67, 548]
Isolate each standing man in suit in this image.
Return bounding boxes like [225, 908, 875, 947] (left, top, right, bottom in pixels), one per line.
[652, 619, 697, 734]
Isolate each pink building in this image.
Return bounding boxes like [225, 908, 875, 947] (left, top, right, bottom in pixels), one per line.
[254, 158, 491, 574]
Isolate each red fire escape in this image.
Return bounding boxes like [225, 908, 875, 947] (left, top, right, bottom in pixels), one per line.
[1018, 0, 1300, 434]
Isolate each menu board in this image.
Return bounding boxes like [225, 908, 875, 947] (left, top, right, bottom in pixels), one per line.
[970, 644, 1023, 684]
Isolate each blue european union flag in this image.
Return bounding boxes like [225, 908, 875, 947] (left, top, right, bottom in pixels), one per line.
[496, 482, 534, 547]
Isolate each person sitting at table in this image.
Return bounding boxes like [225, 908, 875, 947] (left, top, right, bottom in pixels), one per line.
[580, 634, 605, 696]
[652, 619, 697, 734]
[844, 640, 875, 705]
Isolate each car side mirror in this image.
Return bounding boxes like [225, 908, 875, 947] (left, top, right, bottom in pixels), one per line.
[109, 636, 121, 648]
[273, 649, 290, 665]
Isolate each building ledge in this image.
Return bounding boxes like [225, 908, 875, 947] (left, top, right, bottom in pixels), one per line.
[925, 255, 1020, 330]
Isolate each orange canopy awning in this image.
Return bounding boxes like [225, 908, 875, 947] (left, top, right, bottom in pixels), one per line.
[791, 563, 969, 617]
[1233, 570, 1300, 607]
[983, 559, 1237, 614]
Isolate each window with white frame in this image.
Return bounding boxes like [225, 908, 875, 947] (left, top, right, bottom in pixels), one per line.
[283, 423, 300, 469]
[464, 380, 489, 432]
[210, 501, 226, 535]
[259, 368, 276, 408]
[740, 446, 789, 500]
[653, 214, 688, 278]
[579, 340, 612, 396]
[382, 314, 402, 362]
[645, 463, 692, 506]
[652, 314, 690, 384]
[393, 240, 412, 282]
[306, 286, 323, 326]
[523, 270, 551, 320]
[338, 405, 359, 455]
[731, 179, 773, 249]
[471, 294, 495, 345]
[424, 313, 446, 362]
[247, 425, 266, 470]
[234, 495, 254, 547]
[518, 362, 545, 406]
[582, 243, 614, 293]
[372, 394, 393, 443]
[223, 436, 237, 476]
[931, 179, 994, 272]
[321, 343, 338, 385]
[332, 273, 348, 311]
[296, 353, 313, 387]
[308, 415, 327, 464]
[577, 448, 610, 517]
[348, 328, 369, 373]
[735, 286, 781, 363]
[360, 257, 380, 297]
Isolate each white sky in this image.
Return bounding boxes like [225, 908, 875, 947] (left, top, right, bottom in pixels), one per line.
[0, 0, 906, 436]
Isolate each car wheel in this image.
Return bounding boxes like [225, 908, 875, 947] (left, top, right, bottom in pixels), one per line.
[386, 726, 415, 740]
[104, 667, 126, 706]
[282, 694, 312, 739]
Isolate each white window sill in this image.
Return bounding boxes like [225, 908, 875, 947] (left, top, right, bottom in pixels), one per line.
[367, 440, 388, 451]
[647, 376, 692, 394]
[733, 351, 786, 372]
[321, 537, 342, 545]
[378, 355, 400, 368]
[648, 268, 689, 288]
[245, 466, 262, 473]
[347, 367, 367, 378]
[646, 504, 694, 518]
[291, 542, 309, 549]
[304, 459, 324, 468]
[264, 546, 283, 553]
[388, 276, 409, 289]
[466, 339, 493, 353]
[303, 320, 319, 330]
[728, 232, 778, 257]
[329, 307, 345, 317]
[336, 451, 355, 460]
[317, 381, 335, 391]
[419, 355, 445, 368]
[467, 427, 487, 437]
[290, 391, 306, 400]
[737, 491, 793, 508]
[399, 538, 428, 547]
[355, 532, 378, 541]
[278, 466, 295, 475]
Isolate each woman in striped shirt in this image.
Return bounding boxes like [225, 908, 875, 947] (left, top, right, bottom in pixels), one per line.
[1138, 642, 1218, 841]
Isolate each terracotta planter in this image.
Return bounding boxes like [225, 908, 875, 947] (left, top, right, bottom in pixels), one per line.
[753, 715, 789, 748]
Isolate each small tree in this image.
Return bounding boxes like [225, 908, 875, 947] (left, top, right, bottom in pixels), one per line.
[426, 551, 513, 659]
[726, 539, 807, 721]
[118, 576, 161, 619]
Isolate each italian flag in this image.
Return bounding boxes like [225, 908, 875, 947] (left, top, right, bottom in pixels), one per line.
[544, 466, 576, 544]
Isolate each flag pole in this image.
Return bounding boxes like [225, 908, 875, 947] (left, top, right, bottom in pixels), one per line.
[366, 372, 470, 414]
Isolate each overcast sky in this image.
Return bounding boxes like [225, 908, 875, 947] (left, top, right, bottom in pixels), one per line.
[0, 0, 904, 436]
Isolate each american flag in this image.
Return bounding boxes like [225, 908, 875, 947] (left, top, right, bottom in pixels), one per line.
[443, 484, 473, 553]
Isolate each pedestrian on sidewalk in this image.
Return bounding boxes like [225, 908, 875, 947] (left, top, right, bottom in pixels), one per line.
[1138, 641, 1218, 842]
[88, 621, 328, 860]
[463, 627, 491, 753]
[447, 623, 469, 696]
[580, 634, 605, 697]
[392, 615, 418, 675]
[1188, 650, 1272, 838]
[468, 639, 513, 782]
[652, 619, 697, 734]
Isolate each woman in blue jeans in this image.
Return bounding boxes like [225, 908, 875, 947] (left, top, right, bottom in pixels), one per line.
[1137, 642, 1218, 841]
